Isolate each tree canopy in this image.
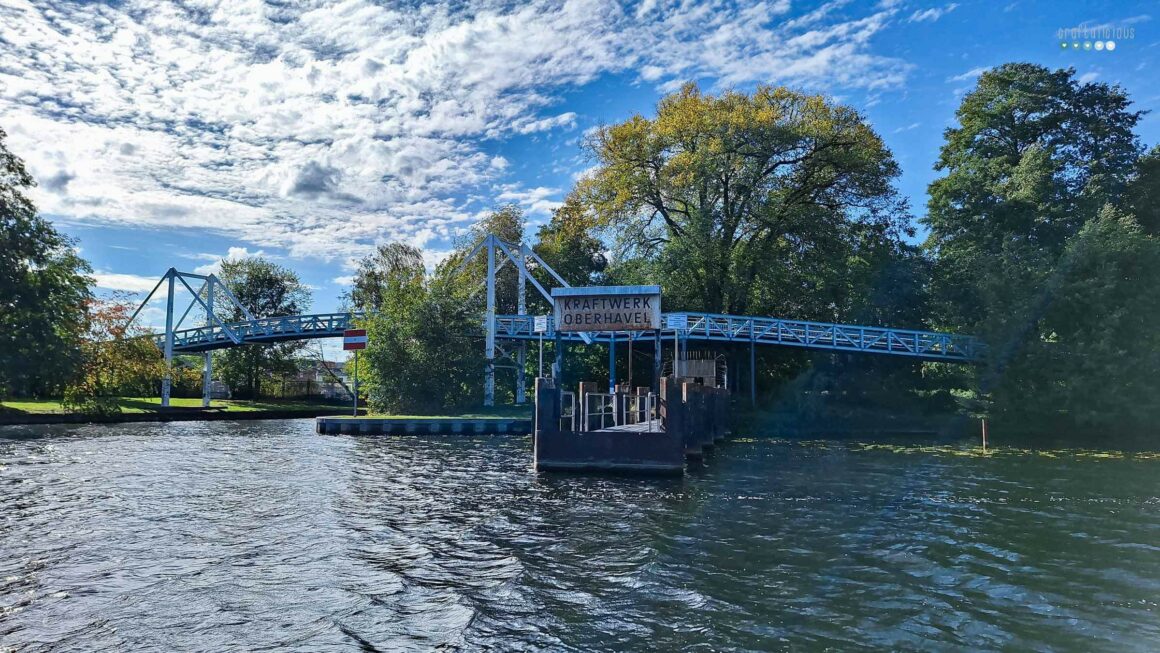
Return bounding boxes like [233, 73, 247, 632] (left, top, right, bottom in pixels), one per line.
[214, 257, 311, 399]
[357, 244, 483, 413]
[344, 242, 425, 312]
[0, 127, 92, 398]
[582, 82, 912, 320]
[532, 192, 607, 288]
[924, 63, 1159, 432]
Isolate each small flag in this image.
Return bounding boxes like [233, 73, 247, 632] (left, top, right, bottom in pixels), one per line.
[343, 329, 367, 351]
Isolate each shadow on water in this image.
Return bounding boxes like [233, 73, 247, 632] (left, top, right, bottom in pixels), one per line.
[1, 421, 1158, 651]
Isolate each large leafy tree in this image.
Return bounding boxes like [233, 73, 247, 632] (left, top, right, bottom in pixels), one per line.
[358, 244, 482, 413]
[63, 294, 191, 414]
[582, 82, 911, 318]
[0, 127, 92, 398]
[995, 207, 1160, 430]
[214, 258, 310, 399]
[1125, 144, 1160, 236]
[344, 242, 424, 312]
[926, 64, 1143, 332]
[533, 192, 608, 289]
[924, 64, 1157, 431]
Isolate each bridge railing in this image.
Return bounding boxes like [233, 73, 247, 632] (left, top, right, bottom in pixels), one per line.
[494, 312, 985, 362]
[155, 309, 981, 362]
[156, 313, 362, 351]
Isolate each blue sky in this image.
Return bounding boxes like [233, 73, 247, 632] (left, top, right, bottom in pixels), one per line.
[2, 0, 1157, 342]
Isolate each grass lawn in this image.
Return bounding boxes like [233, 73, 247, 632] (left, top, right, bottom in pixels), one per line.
[0, 397, 348, 415]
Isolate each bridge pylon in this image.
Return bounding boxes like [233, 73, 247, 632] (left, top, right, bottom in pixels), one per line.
[458, 234, 575, 406]
[128, 269, 253, 407]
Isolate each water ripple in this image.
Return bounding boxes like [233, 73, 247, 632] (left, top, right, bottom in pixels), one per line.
[1, 421, 1158, 651]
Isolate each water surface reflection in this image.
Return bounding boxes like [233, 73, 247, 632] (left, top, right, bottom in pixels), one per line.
[1, 421, 1157, 651]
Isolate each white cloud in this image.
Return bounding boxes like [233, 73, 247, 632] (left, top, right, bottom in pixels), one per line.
[892, 122, 921, 133]
[1078, 71, 1099, 85]
[515, 112, 578, 135]
[193, 247, 266, 276]
[908, 3, 958, 23]
[1, 0, 915, 264]
[92, 271, 162, 294]
[495, 184, 563, 216]
[333, 275, 355, 286]
[948, 66, 989, 82]
[572, 164, 601, 182]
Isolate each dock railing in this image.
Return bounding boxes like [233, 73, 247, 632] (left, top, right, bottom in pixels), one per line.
[560, 391, 576, 432]
[625, 393, 658, 432]
[583, 392, 618, 431]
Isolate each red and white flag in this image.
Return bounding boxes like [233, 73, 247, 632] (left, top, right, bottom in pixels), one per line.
[343, 329, 367, 351]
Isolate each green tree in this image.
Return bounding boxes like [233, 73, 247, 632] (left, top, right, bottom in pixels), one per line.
[986, 208, 1160, 430]
[1125, 144, 1160, 235]
[533, 192, 608, 289]
[62, 294, 191, 414]
[924, 64, 1155, 432]
[358, 244, 483, 413]
[344, 242, 424, 312]
[214, 257, 311, 399]
[582, 82, 911, 317]
[447, 204, 527, 314]
[925, 64, 1143, 332]
[0, 127, 92, 398]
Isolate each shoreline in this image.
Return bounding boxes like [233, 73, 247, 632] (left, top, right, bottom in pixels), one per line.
[0, 407, 362, 426]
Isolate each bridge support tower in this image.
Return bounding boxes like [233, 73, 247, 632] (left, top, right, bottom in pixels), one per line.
[128, 269, 253, 408]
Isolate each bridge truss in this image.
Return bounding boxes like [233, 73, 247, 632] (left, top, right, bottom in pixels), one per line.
[494, 313, 982, 360]
[132, 235, 984, 409]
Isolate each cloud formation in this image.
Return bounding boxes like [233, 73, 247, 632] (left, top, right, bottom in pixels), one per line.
[92, 272, 164, 294]
[908, 3, 958, 23]
[193, 246, 267, 276]
[1, 0, 911, 263]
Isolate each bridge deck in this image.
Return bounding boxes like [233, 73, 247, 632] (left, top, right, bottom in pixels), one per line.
[496, 313, 984, 362]
[155, 311, 983, 362]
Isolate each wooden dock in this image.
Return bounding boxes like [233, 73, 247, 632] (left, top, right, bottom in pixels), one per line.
[533, 376, 729, 474]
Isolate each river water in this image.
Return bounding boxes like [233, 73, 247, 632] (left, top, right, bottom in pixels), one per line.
[1, 420, 1158, 652]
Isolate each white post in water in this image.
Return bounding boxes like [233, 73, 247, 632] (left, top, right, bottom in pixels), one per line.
[352, 350, 359, 417]
[982, 418, 988, 452]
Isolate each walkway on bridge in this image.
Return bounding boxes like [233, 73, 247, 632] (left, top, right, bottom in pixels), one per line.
[130, 235, 983, 408]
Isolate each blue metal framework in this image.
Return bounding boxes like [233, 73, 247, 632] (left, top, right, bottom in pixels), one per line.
[155, 310, 981, 362]
[156, 313, 361, 353]
[133, 234, 983, 409]
[495, 313, 983, 362]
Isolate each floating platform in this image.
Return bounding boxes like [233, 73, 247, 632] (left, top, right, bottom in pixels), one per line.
[534, 376, 729, 475]
[534, 425, 685, 474]
[315, 416, 531, 436]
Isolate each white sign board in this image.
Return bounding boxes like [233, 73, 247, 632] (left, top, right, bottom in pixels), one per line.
[551, 286, 662, 332]
[665, 314, 688, 330]
[533, 315, 549, 333]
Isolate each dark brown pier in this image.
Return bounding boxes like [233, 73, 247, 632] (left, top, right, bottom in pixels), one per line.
[533, 375, 730, 474]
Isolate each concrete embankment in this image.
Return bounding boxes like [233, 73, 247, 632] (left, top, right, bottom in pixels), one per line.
[0, 408, 358, 426]
[315, 416, 532, 435]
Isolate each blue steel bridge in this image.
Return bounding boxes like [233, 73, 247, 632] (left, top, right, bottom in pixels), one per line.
[133, 234, 983, 407]
[158, 311, 981, 362]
